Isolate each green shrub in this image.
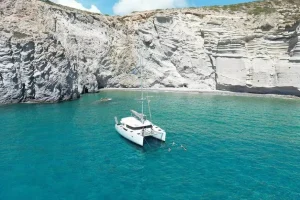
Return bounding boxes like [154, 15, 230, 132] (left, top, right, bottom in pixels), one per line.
[247, 6, 275, 15]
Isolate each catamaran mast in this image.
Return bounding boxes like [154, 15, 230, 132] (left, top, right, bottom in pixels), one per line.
[139, 51, 152, 123]
[145, 64, 152, 121]
[140, 56, 144, 123]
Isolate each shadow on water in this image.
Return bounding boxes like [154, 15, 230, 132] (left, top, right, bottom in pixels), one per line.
[144, 137, 167, 150]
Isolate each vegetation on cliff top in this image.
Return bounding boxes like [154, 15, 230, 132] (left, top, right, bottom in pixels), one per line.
[204, 0, 300, 15]
[39, 0, 299, 18]
[206, 1, 276, 15]
[40, 0, 56, 6]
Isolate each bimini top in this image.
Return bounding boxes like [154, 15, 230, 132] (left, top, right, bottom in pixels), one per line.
[121, 117, 152, 128]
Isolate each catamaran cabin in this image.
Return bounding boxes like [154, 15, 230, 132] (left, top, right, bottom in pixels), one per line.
[120, 117, 153, 131]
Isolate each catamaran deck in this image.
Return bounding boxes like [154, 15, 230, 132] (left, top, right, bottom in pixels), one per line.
[121, 117, 152, 128]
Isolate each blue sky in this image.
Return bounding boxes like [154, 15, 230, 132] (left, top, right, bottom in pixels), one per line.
[52, 0, 254, 15]
[79, 0, 116, 14]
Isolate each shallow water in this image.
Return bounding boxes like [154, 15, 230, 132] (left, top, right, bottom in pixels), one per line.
[0, 91, 300, 199]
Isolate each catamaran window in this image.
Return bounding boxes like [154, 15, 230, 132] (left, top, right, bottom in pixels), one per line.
[126, 125, 153, 130]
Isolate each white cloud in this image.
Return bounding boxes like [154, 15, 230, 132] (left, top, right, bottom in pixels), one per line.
[113, 0, 187, 15]
[50, 0, 101, 13]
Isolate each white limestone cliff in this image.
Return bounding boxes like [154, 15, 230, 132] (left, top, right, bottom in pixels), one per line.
[1, 0, 300, 104]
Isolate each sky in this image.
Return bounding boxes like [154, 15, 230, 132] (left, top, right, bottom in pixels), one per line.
[50, 0, 254, 15]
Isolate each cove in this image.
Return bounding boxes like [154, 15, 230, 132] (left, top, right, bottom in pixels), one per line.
[0, 91, 300, 199]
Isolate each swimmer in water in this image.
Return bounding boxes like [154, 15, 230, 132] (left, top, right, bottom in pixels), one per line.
[181, 145, 187, 151]
[172, 142, 176, 146]
[168, 148, 171, 152]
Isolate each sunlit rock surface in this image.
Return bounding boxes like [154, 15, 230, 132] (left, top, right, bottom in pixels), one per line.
[1, 0, 300, 103]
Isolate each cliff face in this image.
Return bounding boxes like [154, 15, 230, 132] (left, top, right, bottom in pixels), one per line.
[1, 0, 300, 103]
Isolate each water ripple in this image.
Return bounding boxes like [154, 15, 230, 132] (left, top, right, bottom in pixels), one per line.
[0, 92, 300, 199]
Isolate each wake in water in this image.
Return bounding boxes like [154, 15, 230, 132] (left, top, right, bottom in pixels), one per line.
[143, 137, 188, 153]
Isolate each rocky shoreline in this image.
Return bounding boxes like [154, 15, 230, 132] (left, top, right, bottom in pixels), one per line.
[100, 88, 300, 100]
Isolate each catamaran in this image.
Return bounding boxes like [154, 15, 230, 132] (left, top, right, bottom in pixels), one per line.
[114, 57, 166, 146]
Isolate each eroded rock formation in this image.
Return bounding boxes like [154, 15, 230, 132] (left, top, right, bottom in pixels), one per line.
[1, 0, 300, 103]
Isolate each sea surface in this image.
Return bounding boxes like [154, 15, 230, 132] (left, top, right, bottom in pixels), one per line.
[0, 91, 300, 200]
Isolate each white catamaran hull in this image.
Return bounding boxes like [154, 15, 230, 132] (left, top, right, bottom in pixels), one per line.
[151, 125, 166, 142]
[115, 122, 166, 146]
[115, 124, 144, 146]
[151, 131, 166, 142]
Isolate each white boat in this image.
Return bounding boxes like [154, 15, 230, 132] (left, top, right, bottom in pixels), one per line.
[115, 110, 166, 146]
[99, 98, 112, 102]
[114, 57, 166, 146]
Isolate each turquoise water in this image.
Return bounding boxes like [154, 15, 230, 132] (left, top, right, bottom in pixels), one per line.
[0, 91, 300, 199]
